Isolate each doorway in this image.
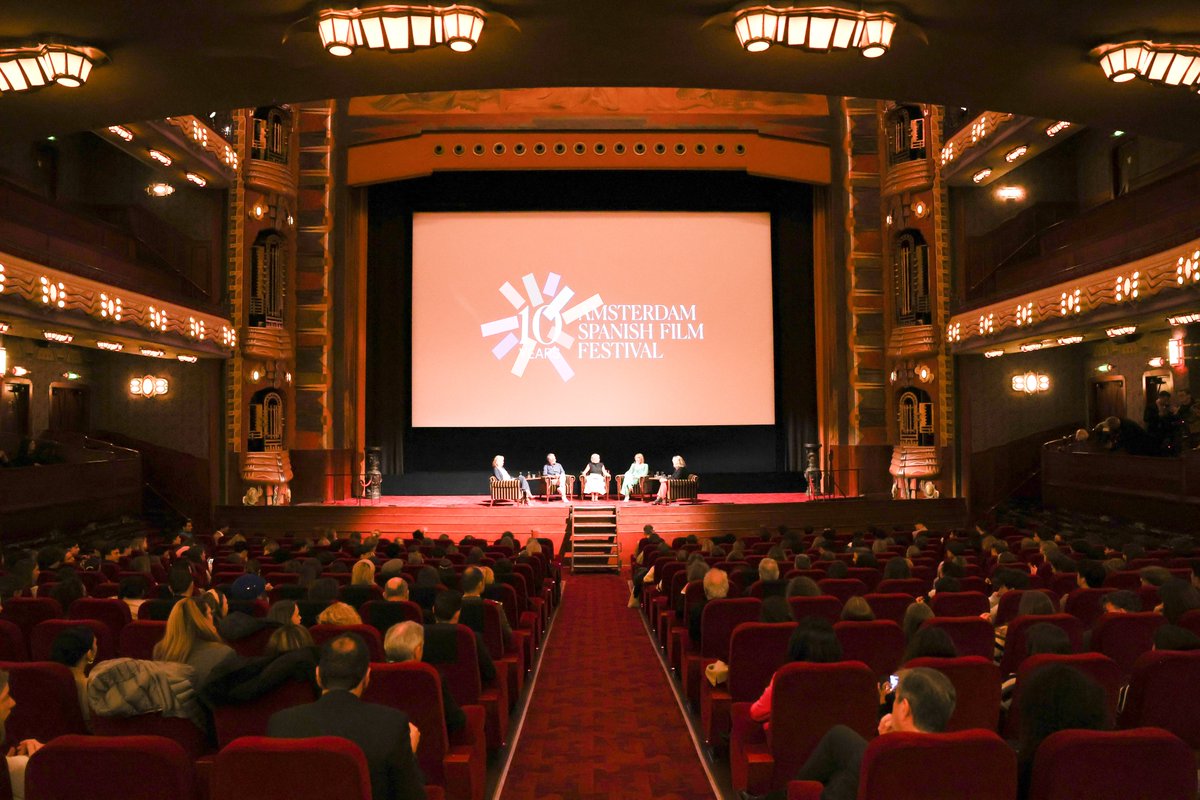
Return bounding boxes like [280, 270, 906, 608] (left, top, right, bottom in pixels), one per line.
[1, 382, 31, 436]
[1090, 378, 1125, 428]
[49, 386, 89, 432]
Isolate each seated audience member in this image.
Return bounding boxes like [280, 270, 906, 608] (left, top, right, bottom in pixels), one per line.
[317, 601, 364, 627]
[267, 600, 303, 626]
[118, 576, 149, 617]
[996, 591, 1055, 651]
[1156, 578, 1200, 625]
[202, 625, 319, 706]
[384, 621, 465, 734]
[901, 601, 934, 642]
[882, 557, 911, 580]
[1014, 665, 1109, 799]
[48, 578, 85, 611]
[1001, 623, 1072, 701]
[0, 669, 43, 800]
[754, 558, 788, 599]
[1100, 589, 1141, 614]
[1154, 624, 1200, 651]
[153, 597, 238, 689]
[139, 566, 196, 621]
[1139, 566, 1172, 588]
[750, 617, 843, 727]
[793, 554, 813, 571]
[690, 569, 730, 644]
[901, 626, 957, 663]
[825, 560, 849, 580]
[786, 576, 822, 599]
[840, 596, 875, 622]
[459, 567, 514, 651]
[230, 573, 268, 603]
[760, 596, 794, 624]
[49, 626, 97, 728]
[268, 634, 425, 800]
[265, 624, 316, 658]
[426, 591, 496, 684]
[793, 667, 956, 800]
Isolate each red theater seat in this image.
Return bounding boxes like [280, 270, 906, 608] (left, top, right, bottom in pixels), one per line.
[998, 614, 1084, 676]
[786, 596, 842, 624]
[929, 591, 990, 618]
[91, 712, 213, 761]
[683, 597, 761, 709]
[68, 597, 132, 640]
[309, 624, 385, 662]
[30, 619, 116, 663]
[834, 620, 906, 679]
[1088, 612, 1164, 675]
[118, 620, 166, 660]
[904, 656, 1001, 732]
[0, 662, 88, 742]
[1026, 728, 1196, 800]
[0, 598, 63, 640]
[920, 616, 995, 660]
[211, 736, 371, 800]
[994, 590, 1058, 627]
[0, 620, 27, 661]
[1119, 649, 1200, 750]
[816, 579, 869, 605]
[699, 622, 795, 752]
[874, 579, 927, 598]
[861, 593, 912, 625]
[212, 679, 318, 748]
[729, 661, 877, 795]
[363, 662, 487, 800]
[25, 734, 195, 800]
[1063, 587, 1116, 628]
[423, 624, 508, 751]
[1006, 653, 1124, 739]
[786, 730, 1017, 800]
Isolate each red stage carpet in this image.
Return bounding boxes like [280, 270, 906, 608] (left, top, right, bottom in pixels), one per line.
[501, 574, 716, 799]
[316, 492, 815, 507]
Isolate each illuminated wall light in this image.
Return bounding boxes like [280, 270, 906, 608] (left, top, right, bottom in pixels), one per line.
[250, 203, 266, 220]
[185, 172, 208, 187]
[318, 5, 488, 56]
[1096, 363, 1115, 373]
[0, 322, 8, 333]
[42, 331, 72, 343]
[1148, 356, 1165, 368]
[96, 341, 123, 352]
[940, 141, 955, 166]
[0, 263, 5, 292]
[39, 276, 66, 308]
[221, 326, 237, 348]
[1113, 131, 1125, 137]
[1015, 302, 1033, 326]
[129, 376, 169, 397]
[1060, 288, 1082, 315]
[147, 149, 172, 166]
[946, 322, 961, 343]
[1169, 338, 1185, 366]
[139, 348, 165, 358]
[177, 355, 198, 363]
[972, 168, 992, 183]
[1045, 121, 1072, 137]
[1057, 335, 1083, 345]
[61, 371, 81, 381]
[188, 317, 206, 340]
[995, 185, 1026, 201]
[984, 350, 1004, 358]
[1004, 145, 1028, 162]
[1011, 372, 1050, 394]
[916, 364, 933, 383]
[970, 117, 989, 144]
[911, 200, 928, 218]
[1114, 271, 1140, 301]
[11, 366, 28, 377]
[147, 307, 167, 332]
[885, 213, 893, 226]
[0, 347, 5, 376]
[190, 119, 208, 146]
[107, 125, 133, 142]
[888, 370, 897, 384]
[1106, 326, 1137, 337]
[978, 313, 995, 335]
[1167, 313, 1200, 326]
[251, 369, 261, 381]
[1020, 342, 1044, 352]
[286, 372, 293, 382]
[1177, 250, 1200, 284]
[146, 182, 174, 197]
[99, 293, 122, 321]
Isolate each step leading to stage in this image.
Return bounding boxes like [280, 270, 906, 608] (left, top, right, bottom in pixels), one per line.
[570, 505, 619, 573]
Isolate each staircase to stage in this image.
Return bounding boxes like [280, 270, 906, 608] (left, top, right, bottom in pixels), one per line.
[569, 504, 619, 573]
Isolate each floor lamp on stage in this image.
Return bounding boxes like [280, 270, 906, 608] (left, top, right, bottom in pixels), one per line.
[360, 446, 383, 502]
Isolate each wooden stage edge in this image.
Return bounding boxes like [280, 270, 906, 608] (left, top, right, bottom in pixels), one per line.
[216, 496, 967, 561]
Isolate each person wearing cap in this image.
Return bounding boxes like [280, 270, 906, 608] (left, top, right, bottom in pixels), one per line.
[230, 574, 267, 602]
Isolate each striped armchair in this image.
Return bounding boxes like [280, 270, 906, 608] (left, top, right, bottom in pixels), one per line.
[489, 476, 523, 506]
[663, 474, 699, 503]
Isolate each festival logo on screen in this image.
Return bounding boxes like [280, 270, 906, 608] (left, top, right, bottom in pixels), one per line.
[480, 272, 603, 382]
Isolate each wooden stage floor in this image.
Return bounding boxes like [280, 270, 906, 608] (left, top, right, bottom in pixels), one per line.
[217, 494, 968, 557]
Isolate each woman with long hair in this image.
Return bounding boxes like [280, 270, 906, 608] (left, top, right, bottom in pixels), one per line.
[350, 559, 376, 586]
[153, 598, 236, 688]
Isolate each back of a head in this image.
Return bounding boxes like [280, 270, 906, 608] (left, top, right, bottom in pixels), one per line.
[903, 626, 958, 662]
[786, 576, 821, 598]
[896, 667, 957, 733]
[266, 600, 298, 625]
[793, 554, 812, 570]
[1016, 664, 1109, 756]
[316, 601, 362, 627]
[760, 595, 794, 623]
[1017, 591, 1054, 617]
[1078, 561, 1107, 589]
[460, 568, 484, 596]
[883, 558, 911, 580]
[351, 559, 375, 585]
[758, 558, 779, 582]
[50, 626, 95, 668]
[788, 616, 843, 663]
[825, 560, 848, 579]
[1104, 590, 1142, 613]
[703, 568, 729, 600]
[902, 602, 935, 641]
[308, 577, 339, 604]
[318, 634, 370, 691]
[841, 595, 875, 622]
[434, 589, 464, 623]
[1139, 566, 1171, 587]
[265, 623, 315, 657]
[118, 576, 147, 600]
[168, 566, 194, 596]
[384, 620, 424, 662]
[1024, 622, 1072, 656]
[1154, 623, 1200, 651]
[383, 577, 409, 600]
[1157, 578, 1200, 625]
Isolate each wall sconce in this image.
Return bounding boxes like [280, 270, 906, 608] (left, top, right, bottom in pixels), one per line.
[96, 341, 123, 351]
[911, 200, 928, 218]
[185, 173, 207, 187]
[1106, 326, 1136, 337]
[147, 149, 172, 166]
[1177, 250, 1200, 285]
[1004, 145, 1028, 162]
[10, 366, 28, 377]
[916, 364, 933, 383]
[1057, 335, 1083, 345]
[61, 371, 81, 381]
[0, 346, 5, 375]
[129, 376, 169, 397]
[1096, 363, 1114, 373]
[1169, 338, 1185, 366]
[43, 331, 72, 343]
[972, 168, 992, 183]
[40, 277, 66, 308]
[251, 369, 261, 381]
[139, 348, 165, 358]
[146, 183, 174, 197]
[177, 355, 198, 363]
[1148, 357, 1165, 368]
[995, 185, 1026, 202]
[1167, 313, 1200, 326]
[1045, 121, 1072, 137]
[1011, 372, 1050, 394]
[107, 125, 133, 142]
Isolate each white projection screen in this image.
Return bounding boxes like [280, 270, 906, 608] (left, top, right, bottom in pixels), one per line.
[410, 211, 775, 427]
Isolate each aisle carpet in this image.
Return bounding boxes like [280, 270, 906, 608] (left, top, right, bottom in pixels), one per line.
[501, 574, 716, 800]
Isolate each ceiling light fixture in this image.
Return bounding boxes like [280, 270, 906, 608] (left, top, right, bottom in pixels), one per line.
[1019, 342, 1044, 352]
[185, 173, 207, 187]
[1106, 326, 1136, 337]
[147, 149, 172, 166]
[177, 355, 198, 363]
[1004, 145, 1028, 162]
[1094, 41, 1200, 90]
[0, 43, 104, 94]
[146, 182, 174, 197]
[734, 6, 898, 57]
[1045, 121, 1072, 137]
[972, 168, 992, 183]
[317, 4, 487, 56]
[984, 350, 1004, 358]
[139, 348, 166, 358]
[96, 341, 123, 351]
[1167, 313, 1200, 326]
[1057, 335, 1083, 345]
[43, 331, 72, 343]
[107, 125, 133, 142]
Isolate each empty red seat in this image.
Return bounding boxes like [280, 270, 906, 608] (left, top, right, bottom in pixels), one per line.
[905, 656, 1002, 733]
[0, 597, 63, 640]
[1063, 587, 1115, 628]
[683, 597, 761, 709]
[1178, 608, 1200, 638]
[929, 591, 989, 618]
[845, 568, 881, 592]
[787, 730, 1017, 800]
[308, 625, 385, 662]
[0, 620, 27, 661]
[1026, 728, 1196, 800]
[699, 621, 794, 751]
[998, 614, 1084, 676]
[0, 661, 88, 742]
[363, 662, 487, 800]
[25, 734, 195, 800]
[1101, 571, 1140, 591]
[834, 620, 906, 679]
[211, 736, 371, 800]
[69, 598, 133, 640]
[1119, 649, 1200, 750]
[1088, 612, 1164, 675]
[730, 661, 877, 795]
[30, 619, 116, 663]
[91, 712, 213, 761]
[920, 616, 995, 660]
[118, 620, 166, 660]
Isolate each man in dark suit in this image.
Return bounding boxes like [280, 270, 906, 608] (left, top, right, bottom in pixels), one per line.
[268, 634, 426, 800]
[426, 590, 496, 683]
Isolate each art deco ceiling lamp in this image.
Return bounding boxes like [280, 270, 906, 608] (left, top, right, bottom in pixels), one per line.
[0, 43, 105, 93]
[734, 5, 897, 57]
[1094, 41, 1200, 90]
[317, 4, 486, 55]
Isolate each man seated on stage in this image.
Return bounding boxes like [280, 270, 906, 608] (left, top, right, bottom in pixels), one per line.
[782, 667, 956, 800]
[542, 453, 570, 503]
[268, 634, 426, 800]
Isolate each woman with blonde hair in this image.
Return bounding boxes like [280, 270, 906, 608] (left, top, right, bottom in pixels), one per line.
[351, 559, 376, 586]
[264, 624, 315, 657]
[491, 455, 533, 504]
[652, 455, 691, 504]
[153, 598, 237, 688]
[315, 601, 363, 626]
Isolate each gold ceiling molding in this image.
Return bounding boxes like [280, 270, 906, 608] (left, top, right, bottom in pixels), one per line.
[0, 249, 235, 354]
[947, 238, 1200, 350]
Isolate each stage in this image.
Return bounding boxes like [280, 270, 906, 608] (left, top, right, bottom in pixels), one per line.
[216, 494, 968, 559]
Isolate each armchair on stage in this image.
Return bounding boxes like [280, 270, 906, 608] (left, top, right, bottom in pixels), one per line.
[488, 477, 523, 506]
[543, 474, 575, 501]
[661, 474, 700, 504]
[616, 475, 650, 501]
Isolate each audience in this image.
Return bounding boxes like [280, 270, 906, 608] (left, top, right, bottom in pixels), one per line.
[1014, 664, 1109, 799]
[750, 617, 843, 728]
[0, 669, 43, 800]
[153, 597, 237, 689]
[383, 620, 466, 734]
[48, 626, 97, 728]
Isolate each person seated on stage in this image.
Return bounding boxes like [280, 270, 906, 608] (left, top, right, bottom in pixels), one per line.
[791, 667, 956, 800]
[491, 455, 533, 505]
[384, 621, 466, 735]
[542, 453, 570, 503]
[620, 453, 650, 502]
[652, 455, 691, 504]
[580, 454, 610, 501]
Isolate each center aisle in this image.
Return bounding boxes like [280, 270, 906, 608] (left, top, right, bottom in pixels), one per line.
[500, 573, 717, 800]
